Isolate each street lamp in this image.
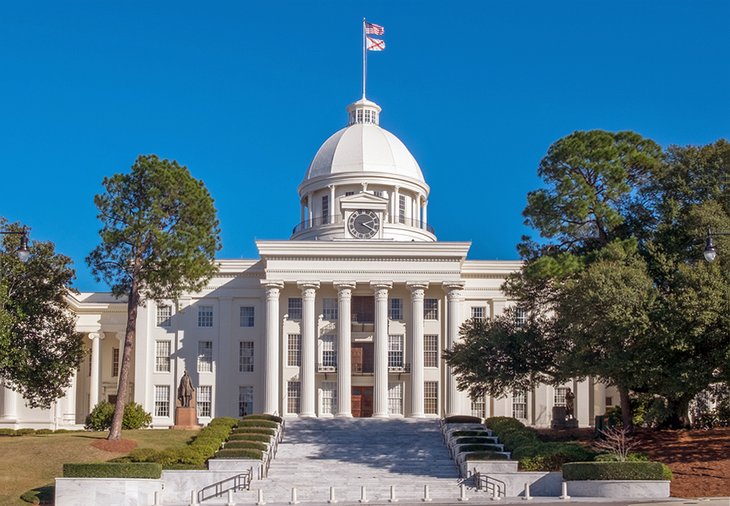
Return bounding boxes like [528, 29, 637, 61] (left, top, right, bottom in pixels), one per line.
[704, 227, 730, 263]
[0, 226, 31, 262]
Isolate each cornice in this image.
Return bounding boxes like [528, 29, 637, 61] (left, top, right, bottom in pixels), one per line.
[256, 240, 471, 259]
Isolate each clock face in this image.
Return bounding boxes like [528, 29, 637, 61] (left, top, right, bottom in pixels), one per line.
[348, 209, 380, 239]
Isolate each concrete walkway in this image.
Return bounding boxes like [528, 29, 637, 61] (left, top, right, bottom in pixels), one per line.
[234, 417, 464, 504]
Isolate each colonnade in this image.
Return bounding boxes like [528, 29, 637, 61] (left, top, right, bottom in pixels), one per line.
[261, 279, 465, 418]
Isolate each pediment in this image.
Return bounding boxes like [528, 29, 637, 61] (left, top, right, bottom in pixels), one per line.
[340, 192, 389, 211]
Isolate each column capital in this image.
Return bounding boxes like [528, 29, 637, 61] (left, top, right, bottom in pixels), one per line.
[406, 281, 429, 292]
[334, 281, 357, 291]
[261, 280, 284, 290]
[297, 281, 320, 299]
[442, 281, 465, 299]
[370, 281, 393, 290]
[87, 332, 104, 341]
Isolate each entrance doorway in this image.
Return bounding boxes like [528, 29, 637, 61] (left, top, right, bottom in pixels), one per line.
[351, 343, 374, 373]
[351, 386, 373, 417]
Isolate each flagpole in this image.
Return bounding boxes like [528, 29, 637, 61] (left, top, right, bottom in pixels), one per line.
[362, 17, 367, 99]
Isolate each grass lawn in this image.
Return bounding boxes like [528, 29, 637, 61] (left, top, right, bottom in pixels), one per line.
[0, 429, 198, 505]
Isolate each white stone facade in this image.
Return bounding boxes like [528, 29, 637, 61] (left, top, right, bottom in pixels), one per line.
[0, 97, 610, 429]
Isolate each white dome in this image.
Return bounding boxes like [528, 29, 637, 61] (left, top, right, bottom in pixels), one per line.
[304, 99, 425, 182]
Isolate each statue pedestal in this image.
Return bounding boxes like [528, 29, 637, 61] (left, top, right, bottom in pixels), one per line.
[172, 407, 201, 430]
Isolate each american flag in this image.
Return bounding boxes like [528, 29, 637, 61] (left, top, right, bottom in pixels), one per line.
[365, 21, 385, 35]
[366, 36, 386, 51]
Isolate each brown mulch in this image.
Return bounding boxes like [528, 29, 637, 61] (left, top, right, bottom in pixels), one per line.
[90, 438, 137, 454]
[537, 426, 730, 498]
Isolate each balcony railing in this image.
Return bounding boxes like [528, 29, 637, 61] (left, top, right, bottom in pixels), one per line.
[388, 363, 411, 373]
[291, 215, 435, 235]
[317, 363, 337, 373]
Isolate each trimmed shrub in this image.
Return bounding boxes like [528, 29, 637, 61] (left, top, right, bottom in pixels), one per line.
[242, 414, 283, 424]
[209, 417, 239, 429]
[35, 429, 54, 435]
[127, 447, 160, 462]
[563, 462, 672, 481]
[595, 452, 649, 462]
[485, 416, 526, 434]
[63, 463, 162, 479]
[444, 415, 483, 424]
[224, 441, 268, 451]
[237, 420, 279, 429]
[85, 401, 152, 431]
[454, 437, 499, 445]
[456, 444, 503, 453]
[0, 429, 18, 436]
[462, 451, 510, 461]
[232, 427, 276, 436]
[123, 402, 152, 430]
[215, 448, 264, 460]
[498, 428, 539, 450]
[228, 434, 271, 443]
[450, 430, 489, 437]
[16, 428, 36, 436]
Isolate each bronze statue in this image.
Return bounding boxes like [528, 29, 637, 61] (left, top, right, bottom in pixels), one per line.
[565, 388, 575, 420]
[178, 370, 194, 408]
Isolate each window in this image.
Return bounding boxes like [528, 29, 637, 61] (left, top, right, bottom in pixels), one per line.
[424, 299, 438, 320]
[156, 305, 172, 327]
[515, 307, 527, 327]
[239, 341, 254, 372]
[373, 190, 383, 198]
[424, 335, 439, 368]
[155, 341, 171, 373]
[240, 306, 255, 327]
[322, 195, 330, 224]
[322, 298, 338, 320]
[351, 296, 374, 323]
[198, 341, 213, 373]
[154, 385, 170, 417]
[111, 348, 119, 377]
[398, 195, 406, 224]
[605, 396, 613, 406]
[388, 382, 403, 415]
[554, 387, 570, 407]
[424, 381, 438, 414]
[197, 385, 212, 417]
[471, 306, 486, 321]
[345, 191, 355, 197]
[288, 334, 301, 366]
[287, 381, 301, 414]
[320, 335, 336, 368]
[388, 335, 404, 369]
[198, 305, 213, 327]
[288, 298, 302, 320]
[388, 298, 402, 320]
[239, 386, 254, 417]
[321, 381, 336, 415]
[471, 397, 486, 418]
[512, 390, 527, 420]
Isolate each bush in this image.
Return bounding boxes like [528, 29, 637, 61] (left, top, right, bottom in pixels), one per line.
[224, 441, 268, 451]
[35, 429, 54, 435]
[498, 428, 539, 450]
[456, 444, 503, 453]
[450, 430, 489, 437]
[85, 401, 152, 431]
[242, 414, 283, 424]
[215, 448, 264, 460]
[16, 428, 36, 436]
[0, 429, 18, 437]
[595, 452, 649, 462]
[237, 420, 279, 429]
[232, 427, 276, 436]
[461, 451, 509, 461]
[517, 442, 595, 471]
[454, 436, 498, 445]
[562, 462, 672, 481]
[485, 416, 526, 434]
[444, 415, 483, 424]
[209, 417, 239, 429]
[63, 463, 162, 478]
[228, 433, 271, 443]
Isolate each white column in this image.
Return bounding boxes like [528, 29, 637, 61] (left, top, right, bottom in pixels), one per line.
[1, 382, 17, 422]
[575, 377, 592, 427]
[393, 186, 400, 223]
[329, 184, 336, 223]
[218, 297, 233, 417]
[298, 281, 320, 417]
[300, 199, 305, 225]
[443, 282, 465, 416]
[422, 199, 428, 229]
[262, 281, 284, 415]
[407, 282, 428, 417]
[412, 195, 418, 225]
[371, 281, 392, 418]
[88, 332, 103, 409]
[335, 282, 356, 417]
[62, 369, 78, 425]
[307, 193, 313, 223]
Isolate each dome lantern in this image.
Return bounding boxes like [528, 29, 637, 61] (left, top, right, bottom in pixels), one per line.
[347, 98, 381, 126]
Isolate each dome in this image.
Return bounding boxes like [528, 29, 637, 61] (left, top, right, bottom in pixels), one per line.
[304, 99, 425, 182]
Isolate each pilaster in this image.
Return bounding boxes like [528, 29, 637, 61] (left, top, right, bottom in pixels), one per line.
[443, 281, 466, 416]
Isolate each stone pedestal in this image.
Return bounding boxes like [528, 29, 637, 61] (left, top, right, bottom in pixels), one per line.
[172, 407, 200, 429]
[551, 406, 578, 429]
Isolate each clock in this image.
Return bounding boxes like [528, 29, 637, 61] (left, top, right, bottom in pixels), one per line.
[348, 209, 380, 239]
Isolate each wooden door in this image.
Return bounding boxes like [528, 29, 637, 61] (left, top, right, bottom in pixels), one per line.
[351, 386, 374, 417]
[352, 346, 363, 373]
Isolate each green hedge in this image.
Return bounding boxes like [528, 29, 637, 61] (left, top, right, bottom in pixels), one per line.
[242, 414, 283, 424]
[563, 462, 672, 481]
[209, 417, 239, 429]
[450, 430, 489, 437]
[237, 420, 279, 429]
[228, 434, 271, 443]
[454, 436, 499, 445]
[215, 448, 264, 460]
[456, 444, 504, 453]
[462, 451, 509, 461]
[224, 441, 268, 451]
[63, 463, 162, 479]
[443, 415, 483, 424]
[232, 427, 276, 436]
[485, 416, 526, 433]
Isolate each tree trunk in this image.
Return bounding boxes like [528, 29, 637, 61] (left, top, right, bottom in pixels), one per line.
[107, 283, 139, 441]
[619, 385, 633, 432]
[665, 397, 691, 429]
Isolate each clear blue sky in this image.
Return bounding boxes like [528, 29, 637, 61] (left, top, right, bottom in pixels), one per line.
[1, 1, 728, 291]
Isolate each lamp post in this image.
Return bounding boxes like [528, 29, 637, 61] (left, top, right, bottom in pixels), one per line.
[0, 227, 31, 262]
[704, 228, 730, 263]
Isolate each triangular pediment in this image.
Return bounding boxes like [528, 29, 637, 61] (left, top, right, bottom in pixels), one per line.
[340, 192, 389, 212]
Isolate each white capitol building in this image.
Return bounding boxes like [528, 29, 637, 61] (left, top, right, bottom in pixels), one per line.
[0, 97, 612, 429]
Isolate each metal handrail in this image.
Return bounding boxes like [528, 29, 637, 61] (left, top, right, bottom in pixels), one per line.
[475, 471, 506, 498]
[197, 468, 252, 503]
